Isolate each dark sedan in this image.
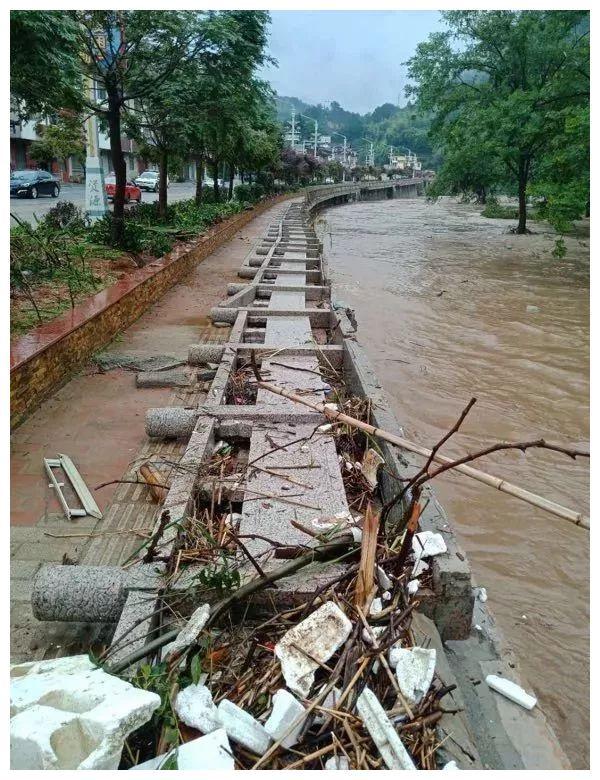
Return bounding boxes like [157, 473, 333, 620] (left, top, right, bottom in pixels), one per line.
[10, 169, 61, 199]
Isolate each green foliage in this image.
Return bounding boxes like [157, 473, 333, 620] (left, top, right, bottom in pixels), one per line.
[10, 214, 119, 332]
[29, 114, 85, 174]
[407, 10, 589, 233]
[552, 238, 567, 259]
[89, 199, 244, 255]
[40, 201, 88, 233]
[196, 553, 241, 594]
[10, 11, 83, 118]
[480, 199, 519, 220]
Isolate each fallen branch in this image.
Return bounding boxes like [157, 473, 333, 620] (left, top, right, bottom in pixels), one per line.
[256, 381, 589, 530]
[105, 534, 360, 675]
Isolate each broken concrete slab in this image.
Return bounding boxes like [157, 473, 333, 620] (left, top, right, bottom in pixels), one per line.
[135, 369, 191, 388]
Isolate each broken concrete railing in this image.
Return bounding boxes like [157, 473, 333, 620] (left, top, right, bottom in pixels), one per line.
[146, 407, 200, 439]
[31, 564, 164, 623]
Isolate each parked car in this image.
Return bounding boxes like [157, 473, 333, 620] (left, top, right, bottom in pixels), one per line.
[133, 170, 169, 192]
[104, 174, 142, 203]
[10, 169, 60, 199]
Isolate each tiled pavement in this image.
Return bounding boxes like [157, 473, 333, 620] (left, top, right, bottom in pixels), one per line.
[10, 202, 289, 662]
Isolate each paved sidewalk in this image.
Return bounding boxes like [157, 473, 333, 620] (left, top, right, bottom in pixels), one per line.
[10, 200, 292, 662]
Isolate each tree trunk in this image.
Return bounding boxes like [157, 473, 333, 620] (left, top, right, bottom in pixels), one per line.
[516, 158, 528, 234]
[195, 157, 204, 206]
[213, 159, 220, 202]
[158, 151, 168, 219]
[106, 91, 127, 245]
[240, 170, 245, 184]
[228, 167, 234, 201]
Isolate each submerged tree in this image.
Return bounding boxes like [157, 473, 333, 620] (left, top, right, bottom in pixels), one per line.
[408, 10, 589, 233]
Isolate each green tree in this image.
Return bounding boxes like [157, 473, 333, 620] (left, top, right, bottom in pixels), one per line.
[72, 10, 210, 244]
[407, 11, 589, 233]
[10, 11, 82, 119]
[29, 114, 86, 179]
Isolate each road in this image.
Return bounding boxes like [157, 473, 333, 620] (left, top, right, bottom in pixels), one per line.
[10, 181, 199, 225]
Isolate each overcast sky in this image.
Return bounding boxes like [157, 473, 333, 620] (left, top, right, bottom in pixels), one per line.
[259, 10, 446, 114]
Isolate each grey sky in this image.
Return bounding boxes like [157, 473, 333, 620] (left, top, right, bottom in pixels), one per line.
[259, 10, 446, 114]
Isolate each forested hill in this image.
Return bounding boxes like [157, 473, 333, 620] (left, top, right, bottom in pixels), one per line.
[274, 95, 439, 169]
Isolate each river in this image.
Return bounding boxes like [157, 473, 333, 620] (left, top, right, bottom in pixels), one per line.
[318, 196, 589, 768]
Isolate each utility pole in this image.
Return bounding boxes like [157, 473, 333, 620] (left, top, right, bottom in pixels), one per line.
[290, 108, 296, 151]
[389, 146, 394, 166]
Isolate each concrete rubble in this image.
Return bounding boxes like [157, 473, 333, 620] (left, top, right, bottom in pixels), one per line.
[23, 187, 571, 770]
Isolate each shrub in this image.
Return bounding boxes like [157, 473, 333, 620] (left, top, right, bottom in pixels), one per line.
[39, 201, 88, 233]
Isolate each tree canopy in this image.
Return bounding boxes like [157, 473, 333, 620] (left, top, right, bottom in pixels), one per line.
[407, 10, 589, 232]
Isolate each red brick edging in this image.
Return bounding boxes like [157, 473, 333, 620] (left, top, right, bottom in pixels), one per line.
[10, 193, 293, 428]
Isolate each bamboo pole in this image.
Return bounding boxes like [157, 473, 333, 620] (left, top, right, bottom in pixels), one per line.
[257, 381, 589, 531]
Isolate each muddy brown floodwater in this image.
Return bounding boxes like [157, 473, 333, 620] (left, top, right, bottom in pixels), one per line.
[318, 197, 589, 768]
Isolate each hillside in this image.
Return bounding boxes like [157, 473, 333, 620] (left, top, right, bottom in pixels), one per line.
[274, 95, 439, 169]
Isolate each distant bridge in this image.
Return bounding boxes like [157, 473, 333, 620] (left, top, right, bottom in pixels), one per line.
[303, 178, 426, 213]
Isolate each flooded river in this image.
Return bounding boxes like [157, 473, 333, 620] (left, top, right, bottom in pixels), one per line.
[319, 197, 589, 768]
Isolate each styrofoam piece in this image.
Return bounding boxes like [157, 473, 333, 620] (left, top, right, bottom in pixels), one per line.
[264, 689, 306, 748]
[174, 684, 220, 734]
[412, 531, 447, 558]
[377, 566, 393, 590]
[356, 687, 416, 769]
[275, 602, 352, 697]
[411, 559, 429, 577]
[217, 699, 272, 755]
[389, 647, 436, 705]
[485, 674, 537, 710]
[130, 729, 234, 770]
[362, 626, 386, 646]
[10, 655, 160, 770]
[314, 686, 342, 725]
[164, 603, 210, 661]
[407, 579, 420, 596]
[478, 587, 488, 602]
[443, 759, 461, 770]
[325, 755, 350, 769]
[369, 597, 383, 616]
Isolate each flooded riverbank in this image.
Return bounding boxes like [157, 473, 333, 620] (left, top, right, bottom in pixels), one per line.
[319, 197, 589, 768]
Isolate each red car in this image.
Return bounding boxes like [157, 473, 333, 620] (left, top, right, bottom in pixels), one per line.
[104, 173, 142, 203]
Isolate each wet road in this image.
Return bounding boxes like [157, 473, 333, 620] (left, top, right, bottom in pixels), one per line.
[319, 197, 589, 767]
[9, 181, 198, 225]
